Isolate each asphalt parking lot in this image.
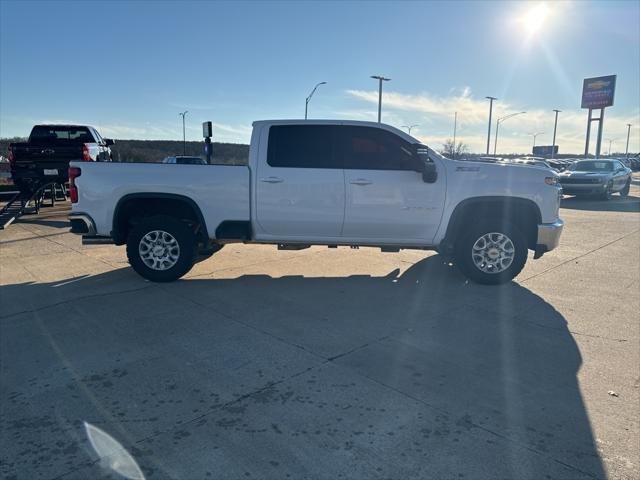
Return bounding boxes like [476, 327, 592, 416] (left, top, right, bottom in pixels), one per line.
[1, 186, 639, 480]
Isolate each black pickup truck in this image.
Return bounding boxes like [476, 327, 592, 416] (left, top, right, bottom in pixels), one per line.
[8, 125, 114, 194]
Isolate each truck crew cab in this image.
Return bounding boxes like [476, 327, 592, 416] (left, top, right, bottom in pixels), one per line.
[69, 120, 564, 284]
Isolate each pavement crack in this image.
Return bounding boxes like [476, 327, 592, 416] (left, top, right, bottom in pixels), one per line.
[521, 228, 640, 283]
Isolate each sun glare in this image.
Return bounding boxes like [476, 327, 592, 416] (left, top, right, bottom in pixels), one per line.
[520, 3, 550, 34]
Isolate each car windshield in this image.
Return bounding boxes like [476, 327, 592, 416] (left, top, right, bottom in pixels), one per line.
[569, 161, 613, 172]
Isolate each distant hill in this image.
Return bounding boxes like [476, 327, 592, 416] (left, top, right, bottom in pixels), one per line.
[0, 138, 249, 165]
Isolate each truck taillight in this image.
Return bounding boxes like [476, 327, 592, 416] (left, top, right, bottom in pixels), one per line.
[82, 144, 91, 161]
[69, 167, 81, 203]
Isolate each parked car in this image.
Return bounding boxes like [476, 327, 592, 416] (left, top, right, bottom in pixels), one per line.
[69, 120, 564, 285]
[8, 125, 113, 194]
[559, 159, 632, 199]
[162, 156, 207, 165]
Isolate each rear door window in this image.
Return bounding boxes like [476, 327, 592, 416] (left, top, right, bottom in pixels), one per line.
[267, 125, 339, 168]
[30, 126, 94, 144]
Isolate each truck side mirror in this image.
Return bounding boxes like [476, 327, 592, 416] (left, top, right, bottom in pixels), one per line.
[421, 161, 438, 183]
[104, 139, 115, 146]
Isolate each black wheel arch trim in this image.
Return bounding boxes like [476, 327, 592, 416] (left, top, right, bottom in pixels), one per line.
[442, 196, 542, 253]
[112, 192, 209, 245]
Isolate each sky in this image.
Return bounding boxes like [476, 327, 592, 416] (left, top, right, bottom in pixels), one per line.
[1, 0, 639, 154]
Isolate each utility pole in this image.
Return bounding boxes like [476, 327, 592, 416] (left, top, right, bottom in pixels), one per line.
[453, 112, 457, 159]
[551, 109, 561, 159]
[179, 110, 188, 156]
[305, 82, 327, 120]
[371, 75, 391, 123]
[532, 131, 544, 150]
[625, 124, 632, 159]
[485, 97, 497, 155]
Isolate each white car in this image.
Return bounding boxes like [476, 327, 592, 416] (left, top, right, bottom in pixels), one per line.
[69, 120, 564, 284]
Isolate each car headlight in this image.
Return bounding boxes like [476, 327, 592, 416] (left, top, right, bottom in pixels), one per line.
[545, 176, 559, 186]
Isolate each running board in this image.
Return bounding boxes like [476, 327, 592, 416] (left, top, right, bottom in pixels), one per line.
[82, 236, 115, 245]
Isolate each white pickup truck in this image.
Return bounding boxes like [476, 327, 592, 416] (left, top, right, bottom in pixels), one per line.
[69, 120, 564, 284]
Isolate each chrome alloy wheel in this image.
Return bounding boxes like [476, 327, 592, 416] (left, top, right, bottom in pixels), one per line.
[471, 232, 515, 274]
[138, 230, 180, 271]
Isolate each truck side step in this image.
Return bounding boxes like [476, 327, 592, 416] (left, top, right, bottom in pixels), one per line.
[277, 244, 310, 250]
[82, 236, 115, 245]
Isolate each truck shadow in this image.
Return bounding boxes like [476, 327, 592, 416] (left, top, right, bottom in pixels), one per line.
[0, 256, 605, 479]
[561, 193, 640, 212]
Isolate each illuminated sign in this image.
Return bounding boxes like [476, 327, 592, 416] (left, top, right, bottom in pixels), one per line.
[581, 75, 616, 109]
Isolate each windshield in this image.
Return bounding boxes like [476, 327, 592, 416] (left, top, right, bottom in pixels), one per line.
[569, 161, 613, 172]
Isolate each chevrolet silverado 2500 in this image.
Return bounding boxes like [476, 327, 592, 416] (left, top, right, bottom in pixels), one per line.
[69, 120, 564, 284]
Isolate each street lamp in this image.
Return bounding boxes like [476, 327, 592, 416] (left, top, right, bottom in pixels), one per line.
[305, 82, 327, 120]
[401, 124, 419, 135]
[178, 110, 188, 156]
[493, 111, 526, 155]
[625, 124, 632, 159]
[531, 131, 545, 149]
[371, 75, 391, 123]
[485, 96, 497, 155]
[607, 138, 617, 156]
[551, 109, 561, 158]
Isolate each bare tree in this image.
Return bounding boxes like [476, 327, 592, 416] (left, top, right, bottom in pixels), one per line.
[441, 139, 469, 159]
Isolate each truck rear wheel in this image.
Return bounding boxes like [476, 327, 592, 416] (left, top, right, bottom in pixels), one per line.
[454, 221, 528, 285]
[126, 215, 196, 282]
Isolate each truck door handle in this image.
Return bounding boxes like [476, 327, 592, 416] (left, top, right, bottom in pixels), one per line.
[350, 179, 372, 186]
[260, 177, 284, 183]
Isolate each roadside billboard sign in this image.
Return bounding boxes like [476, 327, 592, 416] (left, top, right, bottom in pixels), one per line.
[581, 75, 616, 109]
[532, 145, 558, 156]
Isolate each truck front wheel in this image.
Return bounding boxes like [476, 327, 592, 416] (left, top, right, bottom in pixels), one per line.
[454, 221, 528, 285]
[126, 215, 196, 282]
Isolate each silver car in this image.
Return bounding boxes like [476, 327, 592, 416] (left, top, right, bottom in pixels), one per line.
[559, 159, 632, 200]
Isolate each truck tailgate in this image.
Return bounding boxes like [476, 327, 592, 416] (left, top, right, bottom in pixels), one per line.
[71, 162, 251, 239]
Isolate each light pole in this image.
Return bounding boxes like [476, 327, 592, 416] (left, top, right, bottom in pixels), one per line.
[625, 124, 632, 159]
[493, 111, 526, 156]
[401, 124, 419, 135]
[305, 81, 327, 120]
[607, 139, 616, 156]
[485, 96, 497, 155]
[531, 131, 545, 150]
[371, 75, 391, 123]
[453, 111, 457, 159]
[551, 109, 561, 159]
[179, 110, 188, 155]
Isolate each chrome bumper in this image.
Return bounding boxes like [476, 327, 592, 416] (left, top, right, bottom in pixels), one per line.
[535, 219, 564, 258]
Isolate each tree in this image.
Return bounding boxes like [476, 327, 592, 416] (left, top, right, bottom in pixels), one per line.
[440, 139, 469, 159]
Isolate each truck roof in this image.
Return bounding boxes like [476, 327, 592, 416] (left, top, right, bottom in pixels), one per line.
[252, 119, 418, 144]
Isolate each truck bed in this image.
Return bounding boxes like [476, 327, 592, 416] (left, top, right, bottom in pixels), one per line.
[72, 162, 251, 238]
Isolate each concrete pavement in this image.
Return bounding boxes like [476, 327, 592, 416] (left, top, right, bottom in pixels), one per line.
[1, 189, 639, 479]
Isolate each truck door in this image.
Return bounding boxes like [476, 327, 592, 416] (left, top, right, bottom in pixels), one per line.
[255, 124, 345, 238]
[339, 126, 446, 244]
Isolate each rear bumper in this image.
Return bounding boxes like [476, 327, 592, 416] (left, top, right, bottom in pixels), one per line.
[534, 219, 564, 258]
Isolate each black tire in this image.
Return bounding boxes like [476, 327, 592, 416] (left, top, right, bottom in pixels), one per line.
[620, 180, 631, 197]
[600, 181, 613, 200]
[454, 220, 528, 285]
[126, 215, 196, 282]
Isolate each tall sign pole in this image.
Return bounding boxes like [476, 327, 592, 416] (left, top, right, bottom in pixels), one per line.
[453, 111, 457, 159]
[581, 75, 616, 158]
[625, 123, 632, 159]
[485, 96, 496, 155]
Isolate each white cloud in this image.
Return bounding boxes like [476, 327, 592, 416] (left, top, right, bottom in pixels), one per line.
[346, 89, 640, 154]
